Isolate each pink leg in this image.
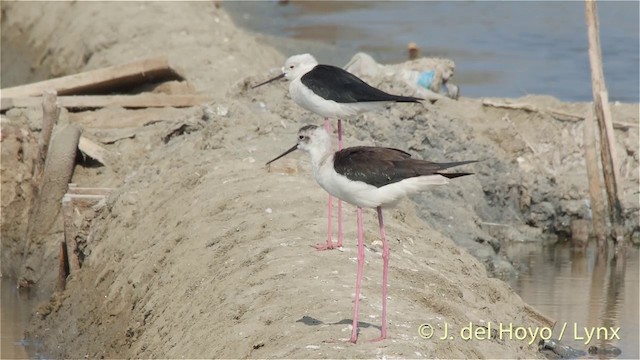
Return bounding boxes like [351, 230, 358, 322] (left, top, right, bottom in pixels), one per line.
[314, 118, 335, 251]
[337, 119, 343, 248]
[323, 117, 332, 133]
[370, 206, 388, 342]
[350, 207, 365, 343]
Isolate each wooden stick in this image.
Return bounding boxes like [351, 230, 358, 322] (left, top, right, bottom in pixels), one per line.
[583, 105, 608, 248]
[66, 186, 114, 196]
[1, 94, 212, 111]
[57, 240, 69, 292]
[64, 194, 109, 204]
[585, 0, 625, 247]
[33, 90, 59, 189]
[599, 91, 626, 247]
[78, 136, 110, 166]
[481, 99, 636, 130]
[19, 124, 82, 285]
[524, 303, 556, 329]
[482, 100, 537, 113]
[1, 57, 185, 98]
[62, 196, 81, 272]
[19, 91, 60, 288]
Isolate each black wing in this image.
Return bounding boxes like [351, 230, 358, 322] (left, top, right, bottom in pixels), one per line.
[301, 65, 423, 103]
[333, 146, 475, 188]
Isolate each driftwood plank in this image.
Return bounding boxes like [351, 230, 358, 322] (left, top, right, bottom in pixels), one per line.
[1, 94, 212, 110]
[1, 57, 185, 98]
[481, 99, 637, 130]
[78, 136, 110, 166]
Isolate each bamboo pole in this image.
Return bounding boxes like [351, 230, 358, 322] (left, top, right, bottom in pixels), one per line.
[583, 105, 608, 249]
[585, 0, 625, 249]
[598, 90, 625, 249]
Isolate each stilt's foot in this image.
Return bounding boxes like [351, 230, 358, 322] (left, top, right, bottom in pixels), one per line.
[368, 334, 387, 342]
[312, 242, 336, 251]
[320, 337, 357, 345]
[349, 334, 358, 344]
[320, 337, 342, 344]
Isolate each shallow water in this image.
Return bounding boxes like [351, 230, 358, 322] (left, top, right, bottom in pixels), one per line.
[225, 1, 639, 103]
[505, 242, 639, 359]
[0, 277, 42, 359]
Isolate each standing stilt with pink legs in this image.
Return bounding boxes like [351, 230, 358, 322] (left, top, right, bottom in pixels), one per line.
[314, 118, 344, 250]
[253, 53, 422, 252]
[349, 206, 388, 343]
[266, 125, 476, 342]
[350, 207, 366, 343]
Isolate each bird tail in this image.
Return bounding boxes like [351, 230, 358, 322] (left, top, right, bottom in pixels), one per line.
[438, 172, 474, 179]
[391, 95, 423, 103]
[437, 160, 478, 170]
[436, 160, 477, 179]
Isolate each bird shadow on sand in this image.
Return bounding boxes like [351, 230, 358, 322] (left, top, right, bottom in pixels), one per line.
[296, 315, 381, 331]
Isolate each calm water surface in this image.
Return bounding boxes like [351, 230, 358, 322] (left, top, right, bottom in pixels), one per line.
[506, 242, 639, 359]
[0, 277, 42, 359]
[226, 1, 639, 102]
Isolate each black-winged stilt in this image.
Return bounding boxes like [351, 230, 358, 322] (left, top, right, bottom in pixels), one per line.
[266, 125, 475, 343]
[254, 54, 423, 251]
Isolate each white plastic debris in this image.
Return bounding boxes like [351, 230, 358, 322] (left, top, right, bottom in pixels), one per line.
[343, 52, 459, 101]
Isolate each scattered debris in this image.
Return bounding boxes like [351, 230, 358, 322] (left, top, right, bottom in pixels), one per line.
[60, 185, 114, 289]
[538, 338, 586, 358]
[344, 52, 458, 101]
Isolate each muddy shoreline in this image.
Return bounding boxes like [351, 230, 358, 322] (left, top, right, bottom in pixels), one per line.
[1, 2, 638, 358]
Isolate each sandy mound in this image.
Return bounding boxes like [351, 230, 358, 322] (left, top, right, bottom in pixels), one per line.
[1, 1, 637, 358]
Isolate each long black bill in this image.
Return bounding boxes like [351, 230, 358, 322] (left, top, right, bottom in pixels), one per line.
[251, 73, 285, 89]
[266, 144, 298, 165]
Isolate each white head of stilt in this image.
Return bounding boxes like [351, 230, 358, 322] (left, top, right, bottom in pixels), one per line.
[283, 54, 318, 81]
[296, 125, 332, 166]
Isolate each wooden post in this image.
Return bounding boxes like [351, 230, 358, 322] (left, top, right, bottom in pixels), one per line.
[585, 0, 625, 249]
[598, 90, 625, 250]
[33, 90, 59, 190]
[583, 105, 608, 249]
[19, 124, 81, 287]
